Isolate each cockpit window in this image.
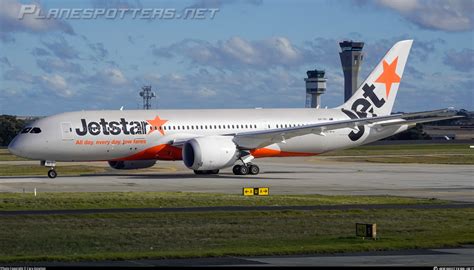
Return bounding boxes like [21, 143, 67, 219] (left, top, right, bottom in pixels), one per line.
[21, 127, 32, 134]
[30, 127, 42, 134]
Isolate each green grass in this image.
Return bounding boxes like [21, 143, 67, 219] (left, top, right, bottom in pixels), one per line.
[0, 164, 107, 176]
[0, 192, 446, 211]
[320, 143, 474, 164]
[0, 208, 472, 262]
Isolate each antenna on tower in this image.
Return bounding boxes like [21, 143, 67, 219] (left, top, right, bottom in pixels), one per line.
[139, 85, 156, 110]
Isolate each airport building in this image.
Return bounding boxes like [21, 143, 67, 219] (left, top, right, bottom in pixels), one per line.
[339, 41, 364, 102]
[304, 69, 326, 108]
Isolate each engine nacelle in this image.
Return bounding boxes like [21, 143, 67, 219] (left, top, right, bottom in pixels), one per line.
[108, 160, 156, 170]
[182, 136, 239, 170]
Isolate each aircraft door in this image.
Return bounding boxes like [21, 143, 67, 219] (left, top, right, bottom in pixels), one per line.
[61, 122, 74, 140]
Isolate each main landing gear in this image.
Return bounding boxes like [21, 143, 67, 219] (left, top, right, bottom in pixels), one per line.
[41, 160, 57, 179]
[233, 164, 260, 175]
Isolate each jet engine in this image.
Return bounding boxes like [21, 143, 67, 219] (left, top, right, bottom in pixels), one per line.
[182, 136, 239, 170]
[108, 160, 156, 170]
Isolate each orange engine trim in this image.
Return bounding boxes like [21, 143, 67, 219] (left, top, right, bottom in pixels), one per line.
[116, 144, 317, 161]
[115, 144, 182, 161]
[251, 148, 318, 158]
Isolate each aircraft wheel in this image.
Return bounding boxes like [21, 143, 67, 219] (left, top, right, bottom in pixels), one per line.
[47, 169, 57, 179]
[249, 165, 260, 175]
[233, 165, 241, 175]
[238, 165, 249, 175]
[210, 169, 219, 174]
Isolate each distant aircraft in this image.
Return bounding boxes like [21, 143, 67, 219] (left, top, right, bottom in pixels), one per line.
[8, 40, 461, 178]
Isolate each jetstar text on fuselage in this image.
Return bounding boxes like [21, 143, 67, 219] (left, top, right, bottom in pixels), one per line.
[75, 118, 149, 136]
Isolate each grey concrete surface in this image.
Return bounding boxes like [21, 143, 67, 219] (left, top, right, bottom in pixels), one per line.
[0, 157, 473, 202]
[244, 246, 474, 266]
[6, 246, 474, 266]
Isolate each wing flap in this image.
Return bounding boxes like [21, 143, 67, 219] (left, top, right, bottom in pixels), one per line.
[379, 115, 463, 127]
[233, 108, 462, 149]
[233, 113, 403, 149]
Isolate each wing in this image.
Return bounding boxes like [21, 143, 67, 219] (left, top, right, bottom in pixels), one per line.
[233, 108, 462, 149]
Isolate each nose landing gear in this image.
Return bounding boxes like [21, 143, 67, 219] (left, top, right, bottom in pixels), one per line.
[47, 169, 57, 179]
[41, 160, 57, 178]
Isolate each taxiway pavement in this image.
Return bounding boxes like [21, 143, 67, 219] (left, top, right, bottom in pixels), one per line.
[0, 157, 473, 202]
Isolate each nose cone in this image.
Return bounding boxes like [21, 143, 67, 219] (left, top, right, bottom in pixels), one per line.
[8, 136, 22, 157]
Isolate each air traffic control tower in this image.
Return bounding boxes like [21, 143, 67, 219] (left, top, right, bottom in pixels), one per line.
[339, 41, 364, 102]
[304, 69, 326, 108]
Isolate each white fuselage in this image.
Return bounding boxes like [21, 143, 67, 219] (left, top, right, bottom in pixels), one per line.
[8, 108, 408, 162]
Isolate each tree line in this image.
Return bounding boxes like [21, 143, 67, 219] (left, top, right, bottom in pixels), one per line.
[0, 115, 29, 146]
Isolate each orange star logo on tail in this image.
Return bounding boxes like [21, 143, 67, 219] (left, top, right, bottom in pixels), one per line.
[375, 57, 401, 98]
[146, 116, 168, 135]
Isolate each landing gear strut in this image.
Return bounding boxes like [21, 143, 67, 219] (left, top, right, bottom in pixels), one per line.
[233, 164, 260, 175]
[41, 160, 57, 179]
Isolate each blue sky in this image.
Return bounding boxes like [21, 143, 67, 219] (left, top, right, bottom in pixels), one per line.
[0, 0, 472, 116]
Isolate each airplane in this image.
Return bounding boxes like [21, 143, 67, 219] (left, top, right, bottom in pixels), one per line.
[8, 40, 462, 178]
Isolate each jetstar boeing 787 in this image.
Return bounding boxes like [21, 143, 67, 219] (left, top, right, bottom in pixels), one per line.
[8, 40, 462, 178]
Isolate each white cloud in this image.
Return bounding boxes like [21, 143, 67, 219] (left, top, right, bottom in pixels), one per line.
[443, 48, 474, 72]
[41, 74, 73, 97]
[375, 0, 473, 31]
[221, 37, 257, 64]
[101, 68, 127, 86]
[197, 87, 217, 97]
[42, 37, 80, 59]
[36, 58, 82, 74]
[0, 0, 74, 40]
[377, 0, 419, 13]
[264, 37, 300, 61]
[152, 36, 310, 70]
